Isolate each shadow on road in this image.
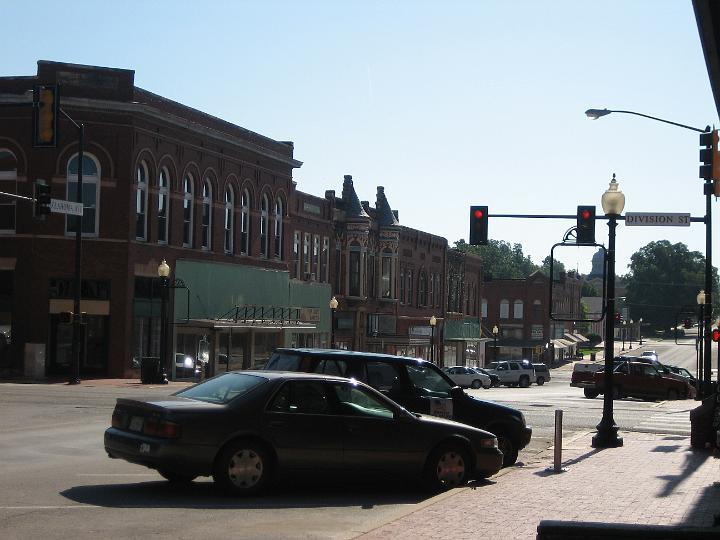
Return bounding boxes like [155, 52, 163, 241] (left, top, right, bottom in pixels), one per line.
[61, 477, 433, 509]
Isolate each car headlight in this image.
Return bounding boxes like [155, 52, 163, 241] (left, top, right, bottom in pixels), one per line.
[479, 437, 498, 449]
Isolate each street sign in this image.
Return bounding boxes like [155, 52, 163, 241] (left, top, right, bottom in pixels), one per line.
[50, 198, 83, 216]
[624, 212, 690, 226]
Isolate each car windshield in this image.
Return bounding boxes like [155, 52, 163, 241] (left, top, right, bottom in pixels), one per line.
[406, 363, 453, 398]
[175, 373, 267, 404]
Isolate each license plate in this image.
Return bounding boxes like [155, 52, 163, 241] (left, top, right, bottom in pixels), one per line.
[139, 443, 151, 454]
[129, 416, 144, 432]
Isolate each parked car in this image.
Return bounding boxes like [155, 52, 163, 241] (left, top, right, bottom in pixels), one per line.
[104, 371, 503, 495]
[665, 365, 698, 388]
[532, 363, 551, 385]
[485, 360, 536, 388]
[582, 360, 696, 400]
[264, 348, 532, 466]
[640, 350, 659, 363]
[471, 367, 500, 387]
[443, 366, 491, 389]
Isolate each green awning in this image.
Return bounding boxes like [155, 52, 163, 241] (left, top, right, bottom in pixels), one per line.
[444, 319, 482, 341]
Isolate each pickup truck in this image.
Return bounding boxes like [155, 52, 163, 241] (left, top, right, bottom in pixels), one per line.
[579, 360, 695, 400]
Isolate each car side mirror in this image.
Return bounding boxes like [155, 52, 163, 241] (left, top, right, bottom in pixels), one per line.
[450, 386, 464, 399]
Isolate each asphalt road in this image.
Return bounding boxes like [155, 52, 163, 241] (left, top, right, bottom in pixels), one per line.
[0, 338, 704, 540]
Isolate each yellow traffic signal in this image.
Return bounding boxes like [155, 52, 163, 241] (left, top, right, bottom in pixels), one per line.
[33, 85, 58, 147]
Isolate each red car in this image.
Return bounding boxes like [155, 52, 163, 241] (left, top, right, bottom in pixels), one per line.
[584, 360, 695, 401]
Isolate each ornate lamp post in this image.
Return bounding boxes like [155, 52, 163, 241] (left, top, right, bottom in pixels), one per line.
[329, 296, 338, 349]
[592, 174, 624, 449]
[492, 324, 499, 361]
[429, 315, 437, 364]
[638, 318, 643, 345]
[621, 320, 627, 351]
[156, 259, 171, 385]
[628, 319, 634, 349]
[697, 289, 706, 394]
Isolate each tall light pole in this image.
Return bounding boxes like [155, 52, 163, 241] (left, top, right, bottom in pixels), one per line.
[638, 317, 643, 346]
[156, 259, 170, 384]
[429, 315, 437, 364]
[586, 107, 713, 398]
[492, 324, 499, 362]
[628, 319, 634, 349]
[592, 174, 624, 449]
[329, 296, 338, 349]
[621, 320, 626, 351]
[697, 289, 706, 394]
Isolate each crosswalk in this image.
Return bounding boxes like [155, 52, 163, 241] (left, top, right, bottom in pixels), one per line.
[632, 408, 691, 435]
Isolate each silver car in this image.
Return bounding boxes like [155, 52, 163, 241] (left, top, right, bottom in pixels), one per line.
[443, 366, 491, 389]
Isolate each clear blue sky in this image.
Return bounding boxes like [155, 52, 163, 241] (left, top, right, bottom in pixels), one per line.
[3, 0, 717, 276]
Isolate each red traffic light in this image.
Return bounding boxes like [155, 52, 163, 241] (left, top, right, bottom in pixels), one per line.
[712, 328, 720, 342]
[473, 208, 484, 219]
[581, 210, 591, 220]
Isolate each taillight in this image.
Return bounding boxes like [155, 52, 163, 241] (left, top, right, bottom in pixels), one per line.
[111, 410, 124, 428]
[143, 418, 181, 439]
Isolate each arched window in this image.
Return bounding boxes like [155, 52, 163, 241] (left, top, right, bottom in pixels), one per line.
[157, 168, 170, 244]
[428, 272, 434, 308]
[514, 300, 524, 319]
[224, 184, 234, 254]
[380, 249, 393, 299]
[499, 299, 510, 319]
[0, 149, 18, 233]
[419, 271, 428, 307]
[406, 269, 413, 305]
[348, 242, 361, 296]
[260, 194, 269, 257]
[274, 197, 283, 258]
[135, 161, 149, 240]
[481, 299, 488, 319]
[182, 174, 194, 247]
[240, 189, 250, 254]
[66, 154, 100, 236]
[201, 178, 212, 250]
[399, 269, 405, 304]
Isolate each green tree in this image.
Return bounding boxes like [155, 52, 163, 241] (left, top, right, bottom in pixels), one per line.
[581, 281, 600, 297]
[539, 255, 565, 279]
[455, 239, 537, 279]
[625, 240, 719, 330]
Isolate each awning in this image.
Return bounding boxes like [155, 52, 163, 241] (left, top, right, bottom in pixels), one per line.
[563, 333, 583, 343]
[572, 332, 589, 343]
[552, 338, 575, 349]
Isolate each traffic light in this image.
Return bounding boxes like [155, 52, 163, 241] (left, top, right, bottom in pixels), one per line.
[712, 328, 720, 343]
[469, 206, 488, 246]
[32, 85, 58, 147]
[699, 129, 720, 194]
[35, 180, 51, 217]
[576, 205, 596, 244]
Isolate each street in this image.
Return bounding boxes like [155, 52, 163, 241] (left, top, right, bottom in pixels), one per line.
[0, 339, 709, 539]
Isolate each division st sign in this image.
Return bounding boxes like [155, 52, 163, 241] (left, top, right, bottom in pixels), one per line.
[624, 213, 690, 227]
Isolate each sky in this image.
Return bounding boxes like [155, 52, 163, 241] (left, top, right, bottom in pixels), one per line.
[2, 0, 717, 276]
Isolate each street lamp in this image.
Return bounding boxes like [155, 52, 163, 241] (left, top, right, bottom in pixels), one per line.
[429, 315, 437, 364]
[329, 296, 338, 349]
[628, 319, 634, 349]
[586, 107, 713, 399]
[492, 325, 499, 361]
[156, 259, 171, 385]
[638, 318, 643, 345]
[697, 289, 706, 394]
[592, 174, 624, 449]
[621, 320, 627, 351]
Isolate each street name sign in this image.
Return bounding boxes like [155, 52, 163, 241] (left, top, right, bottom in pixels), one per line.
[50, 198, 83, 216]
[624, 212, 690, 227]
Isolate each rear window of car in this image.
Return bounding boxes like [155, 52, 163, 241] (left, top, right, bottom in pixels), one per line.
[175, 373, 267, 404]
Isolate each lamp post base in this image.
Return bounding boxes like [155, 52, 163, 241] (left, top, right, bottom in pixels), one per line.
[591, 425, 624, 448]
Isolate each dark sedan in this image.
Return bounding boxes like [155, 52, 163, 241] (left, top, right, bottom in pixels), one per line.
[105, 371, 503, 495]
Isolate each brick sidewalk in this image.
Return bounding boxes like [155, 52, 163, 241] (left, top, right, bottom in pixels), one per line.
[356, 431, 720, 539]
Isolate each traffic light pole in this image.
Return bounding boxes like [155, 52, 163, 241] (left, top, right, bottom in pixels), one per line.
[703, 179, 713, 397]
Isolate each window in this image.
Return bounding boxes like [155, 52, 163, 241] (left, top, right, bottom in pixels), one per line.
[500, 299, 509, 319]
[201, 178, 212, 250]
[293, 231, 301, 278]
[260, 194, 269, 257]
[399, 269, 405, 304]
[135, 161, 148, 240]
[157, 168, 170, 244]
[331, 382, 394, 419]
[429, 272, 434, 308]
[321, 237, 330, 283]
[380, 250, 393, 299]
[533, 299, 542, 319]
[313, 235, 320, 279]
[407, 270, 414, 306]
[274, 197, 283, 258]
[224, 185, 234, 253]
[0, 150, 17, 233]
[482, 299, 488, 318]
[349, 244, 360, 296]
[66, 154, 100, 236]
[182, 175, 194, 247]
[367, 252, 375, 297]
[435, 274, 442, 307]
[269, 381, 329, 414]
[303, 233, 311, 277]
[419, 271, 427, 307]
[240, 189, 250, 254]
[514, 300, 524, 319]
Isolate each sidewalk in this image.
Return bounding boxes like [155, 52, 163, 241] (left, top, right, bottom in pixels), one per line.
[357, 430, 720, 539]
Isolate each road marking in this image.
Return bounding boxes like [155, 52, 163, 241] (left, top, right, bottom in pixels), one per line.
[0, 506, 102, 510]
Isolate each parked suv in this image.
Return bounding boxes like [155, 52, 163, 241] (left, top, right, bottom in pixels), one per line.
[265, 348, 532, 466]
[485, 360, 536, 388]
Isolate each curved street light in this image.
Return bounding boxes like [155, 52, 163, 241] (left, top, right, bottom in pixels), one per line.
[585, 108, 708, 133]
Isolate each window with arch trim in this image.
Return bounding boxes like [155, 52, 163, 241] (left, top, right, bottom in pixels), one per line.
[66, 154, 100, 236]
[240, 188, 250, 254]
[399, 269, 405, 304]
[514, 300, 524, 319]
[260, 194, 269, 258]
[500, 299, 510, 319]
[157, 167, 170, 244]
[224, 184, 234, 254]
[481, 299, 488, 318]
[274, 197, 283, 258]
[418, 271, 428, 307]
[201, 178, 212, 250]
[0, 149, 18, 233]
[380, 250, 393, 298]
[135, 161, 149, 240]
[182, 174, 194, 247]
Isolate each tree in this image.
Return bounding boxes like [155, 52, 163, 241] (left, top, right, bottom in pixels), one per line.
[625, 241, 719, 330]
[581, 281, 600, 297]
[454, 239, 537, 279]
[539, 255, 565, 279]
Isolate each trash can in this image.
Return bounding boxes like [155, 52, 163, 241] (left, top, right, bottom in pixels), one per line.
[590, 352, 596, 362]
[690, 394, 717, 449]
[140, 356, 161, 384]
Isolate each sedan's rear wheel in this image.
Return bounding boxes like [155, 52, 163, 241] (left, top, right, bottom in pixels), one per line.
[213, 440, 270, 496]
[158, 469, 197, 484]
[471, 379, 482, 389]
[424, 443, 470, 491]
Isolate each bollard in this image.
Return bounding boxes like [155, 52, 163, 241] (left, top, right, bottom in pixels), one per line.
[546, 409, 568, 473]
